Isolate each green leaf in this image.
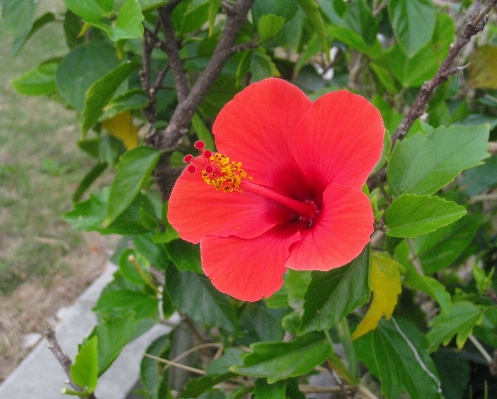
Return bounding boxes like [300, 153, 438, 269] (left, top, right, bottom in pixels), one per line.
[431, 348, 470, 399]
[166, 266, 241, 334]
[104, 146, 161, 225]
[179, 373, 237, 398]
[208, 0, 222, 36]
[56, 41, 120, 112]
[72, 162, 108, 202]
[95, 289, 159, 320]
[298, 246, 370, 335]
[104, 89, 149, 119]
[82, 59, 140, 136]
[64, 0, 112, 20]
[387, 125, 490, 196]
[258, 14, 286, 42]
[70, 336, 99, 393]
[231, 332, 331, 383]
[427, 301, 483, 352]
[191, 113, 215, 151]
[166, 240, 202, 273]
[370, 63, 398, 93]
[389, 43, 439, 87]
[343, 0, 377, 47]
[140, 335, 171, 399]
[388, 0, 436, 58]
[118, 248, 149, 285]
[460, 155, 497, 196]
[296, 0, 329, 58]
[206, 348, 244, 374]
[90, 312, 136, 375]
[238, 302, 285, 344]
[414, 214, 483, 274]
[88, 0, 145, 41]
[2, 0, 37, 36]
[354, 318, 442, 399]
[252, 0, 299, 26]
[11, 12, 56, 56]
[253, 379, 286, 399]
[12, 59, 59, 96]
[386, 194, 467, 238]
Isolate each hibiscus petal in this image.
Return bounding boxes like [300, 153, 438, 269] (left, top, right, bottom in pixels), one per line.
[168, 165, 293, 243]
[292, 91, 384, 192]
[201, 225, 301, 301]
[285, 184, 374, 271]
[213, 78, 313, 198]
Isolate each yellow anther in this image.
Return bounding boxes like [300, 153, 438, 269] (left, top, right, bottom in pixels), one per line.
[201, 153, 248, 193]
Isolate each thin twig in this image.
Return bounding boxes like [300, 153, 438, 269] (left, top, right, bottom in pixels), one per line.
[469, 192, 497, 203]
[162, 343, 224, 372]
[45, 329, 98, 399]
[469, 334, 493, 363]
[157, 4, 190, 103]
[143, 353, 207, 375]
[392, 0, 497, 145]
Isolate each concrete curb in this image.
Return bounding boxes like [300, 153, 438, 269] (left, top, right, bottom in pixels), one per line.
[0, 263, 172, 399]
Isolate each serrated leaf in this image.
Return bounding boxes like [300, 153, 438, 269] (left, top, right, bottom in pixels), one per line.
[427, 301, 483, 352]
[206, 348, 244, 375]
[165, 266, 240, 334]
[352, 254, 402, 340]
[12, 59, 59, 96]
[82, 60, 140, 136]
[386, 194, 466, 238]
[95, 289, 159, 320]
[388, 0, 436, 58]
[397, 240, 451, 313]
[414, 214, 483, 274]
[102, 111, 139, 149]
[70, 336, 99, 393]
[208, 0, 222, 36]
[258, 14, 286, 42]
[231, 332, 331, 383]
[460, 154, 497, 196]
[388, 125, 489, 196]
[298, 246, 370, 335]
[104, 146, 161, 225]
[354, 318, 442, 399]
[390, 43, 439, 88]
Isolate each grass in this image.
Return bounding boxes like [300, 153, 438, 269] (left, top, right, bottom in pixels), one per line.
[0, 0, 111, 292]
[0, 1, 120, 380]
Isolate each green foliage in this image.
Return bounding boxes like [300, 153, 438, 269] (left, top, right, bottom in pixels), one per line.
[6, 0, 497, 397]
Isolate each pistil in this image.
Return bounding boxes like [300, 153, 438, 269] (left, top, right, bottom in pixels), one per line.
[242, 180, 318, 222]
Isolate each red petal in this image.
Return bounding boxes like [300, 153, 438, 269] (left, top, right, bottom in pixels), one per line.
[213, 78, 313, 198]
[292, 91, 384, 192]
[201, 225, 301, 301]
[285, 184, 374, 271]
[168, 165, 293, 243]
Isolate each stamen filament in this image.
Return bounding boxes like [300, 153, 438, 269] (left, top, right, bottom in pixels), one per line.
[242, 180, 317, 221]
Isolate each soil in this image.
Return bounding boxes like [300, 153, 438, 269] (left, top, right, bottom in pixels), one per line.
[0, 232, 118, 382]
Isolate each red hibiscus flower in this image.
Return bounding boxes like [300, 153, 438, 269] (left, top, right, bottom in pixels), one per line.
[168, 78, 384, 302]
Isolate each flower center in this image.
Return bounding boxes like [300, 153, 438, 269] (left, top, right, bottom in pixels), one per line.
[184, 141, 319, 222]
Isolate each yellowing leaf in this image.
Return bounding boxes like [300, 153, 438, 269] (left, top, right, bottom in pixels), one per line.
[467, 45, 497, 89]
[102, 111, 138, 149]
[352, 254, 402, 340]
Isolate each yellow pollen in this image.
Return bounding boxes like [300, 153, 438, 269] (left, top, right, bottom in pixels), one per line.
[201, 153, 248, 193]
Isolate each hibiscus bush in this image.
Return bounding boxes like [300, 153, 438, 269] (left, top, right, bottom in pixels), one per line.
[5, 0, 497, 397]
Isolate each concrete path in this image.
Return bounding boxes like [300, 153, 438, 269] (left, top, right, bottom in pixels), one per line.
[0, 263, 173, 399]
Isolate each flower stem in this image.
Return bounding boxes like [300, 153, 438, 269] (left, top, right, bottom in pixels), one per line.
[335, 318, 360, 382]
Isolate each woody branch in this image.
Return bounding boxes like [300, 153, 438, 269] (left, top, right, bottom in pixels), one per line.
[391, 0, 497, 145]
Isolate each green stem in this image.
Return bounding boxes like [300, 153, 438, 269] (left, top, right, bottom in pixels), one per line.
[128, 255, 159, 294]
[335, 318, 360, 382]
[61, 388, 89, 397]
